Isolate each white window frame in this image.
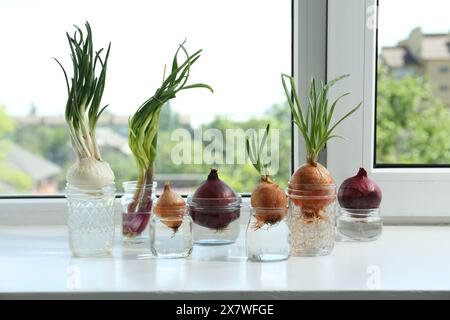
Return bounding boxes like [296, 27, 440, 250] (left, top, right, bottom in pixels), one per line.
[327, 0, 450, 221]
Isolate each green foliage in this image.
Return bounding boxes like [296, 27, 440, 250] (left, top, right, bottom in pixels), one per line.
[128, 41, 213, 183]
[55, 21, 111, 160]
[282, 74, 361, 162]
[102, 151, 138, 189]
[0, 105, 33, 191]
[377, 68, 450, 164]
[0, 106, 15, 138]
[246, 124, 271, 178]
[13, 126, 70, 166]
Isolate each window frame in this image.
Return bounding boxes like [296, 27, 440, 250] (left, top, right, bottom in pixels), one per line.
[326, 0, 450, 220]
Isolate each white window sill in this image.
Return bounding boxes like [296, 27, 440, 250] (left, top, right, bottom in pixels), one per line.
[1, 225, 450, 299]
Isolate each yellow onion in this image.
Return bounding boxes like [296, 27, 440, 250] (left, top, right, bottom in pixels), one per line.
[288, 161, 335, 220]
[155, 182, 186, 232]
[251, 178, 287, 229]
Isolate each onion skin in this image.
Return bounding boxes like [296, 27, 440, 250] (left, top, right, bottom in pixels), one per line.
[288, 161, 335, 220]
[338, 168, 382, 210]
[155, 182, 185, 232]
[189, 169, 240, 230]
[251, 179, 287, 228]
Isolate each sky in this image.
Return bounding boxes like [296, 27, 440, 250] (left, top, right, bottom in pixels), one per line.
[378, 0, 450, 48]
[0, 0, 291, 126]
[0, 0, 449, 126]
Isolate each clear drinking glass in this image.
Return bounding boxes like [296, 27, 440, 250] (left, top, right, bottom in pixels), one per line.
[287, 183, 336, 256]
[121, 181, 157, 246]
[337, 208, 382, 241]
[187, 195, 241, 245]
[150, 207, 193, 258]
[66, 183, 116, 257]
[246, 206, 291, 262]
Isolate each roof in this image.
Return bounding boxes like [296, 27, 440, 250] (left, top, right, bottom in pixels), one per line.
[381, 32, 450, 68]
[96, 127, 131, 155]
[380, 46, 420, 68]
[421, 34, 450, 60]
[6, 144, 61, 181]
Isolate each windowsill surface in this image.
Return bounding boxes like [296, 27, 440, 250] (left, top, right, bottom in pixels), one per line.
[1, 225, 450, 299]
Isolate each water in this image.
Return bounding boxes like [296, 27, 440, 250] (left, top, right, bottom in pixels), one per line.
[193, 218, 240, 245]
[246, 215, 290, 262]
[150, 215, 193, 258]
[337, 210, 382, 241]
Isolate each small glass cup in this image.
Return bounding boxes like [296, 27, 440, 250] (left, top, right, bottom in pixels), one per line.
[121, 181, 157, 246]
[150, 207, 193, 258]
[246, 206, 291, 262]
[287, 183, 336, 256]
[337, 207, 382, 241]
[187, 195, 241, 245]
[66, 183, 116, 257]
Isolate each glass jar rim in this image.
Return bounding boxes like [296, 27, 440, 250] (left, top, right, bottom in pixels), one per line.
[66, 183, 116, 192]
[340, 207, 380, 213]
[287, 182, 336, 188]
[154, 205, 186, 212]
[287, 193, 336, 200]
[249, 205, 288, 212]
[154, 212, 187, 220]
[122, 181, 157, 190]
[187, 194, 242, 208]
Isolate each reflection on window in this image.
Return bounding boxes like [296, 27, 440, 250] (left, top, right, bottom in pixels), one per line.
[377, 0, 450, 166]
[0, 0, 291, 195]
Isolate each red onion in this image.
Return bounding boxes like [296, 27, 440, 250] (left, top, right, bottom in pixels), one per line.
[338, 168, 382, 209]
[189, 169, 240, 230]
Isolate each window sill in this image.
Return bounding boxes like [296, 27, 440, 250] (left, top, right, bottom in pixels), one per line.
[1, 225, 450, 299]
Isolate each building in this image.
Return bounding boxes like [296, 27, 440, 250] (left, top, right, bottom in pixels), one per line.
[380, 28, 450, 105]
[5, 143, 61, 194]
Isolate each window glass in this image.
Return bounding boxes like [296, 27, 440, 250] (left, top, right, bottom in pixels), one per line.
[376, 0, 450, 166]
[0, 0, 291, 195]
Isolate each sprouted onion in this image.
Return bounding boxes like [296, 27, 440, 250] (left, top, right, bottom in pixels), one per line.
[54, 22, 114, 188]
[246, 124, 287, 230]
[123, 41, 213, 237]
[154, 181, 186, 233]
[281, 74, 362, 220]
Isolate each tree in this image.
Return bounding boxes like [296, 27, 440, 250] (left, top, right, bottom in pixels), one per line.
[377, 68, 450, 164]
[13, 125, 71, 166]
[0, 105, 33, 192]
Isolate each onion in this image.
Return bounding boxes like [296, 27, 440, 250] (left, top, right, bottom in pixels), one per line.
[155, 182, 185, 232]
[189, 169, 240, 230]
[288, 161, 336, 220]
[338, 168, 382, 210]
[66, 158, 115, 188]
[251, 180, 287, 229]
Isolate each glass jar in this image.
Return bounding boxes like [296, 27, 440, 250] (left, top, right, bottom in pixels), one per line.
[337, 208, 382, 241]
[287, 183, 336, 256]
[121, 181, 157, 246]
[187, 194, 241, 245]
[150, 207, 193, 258]
[66, 183, 116, 257]
[246, 206, 291, 262]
